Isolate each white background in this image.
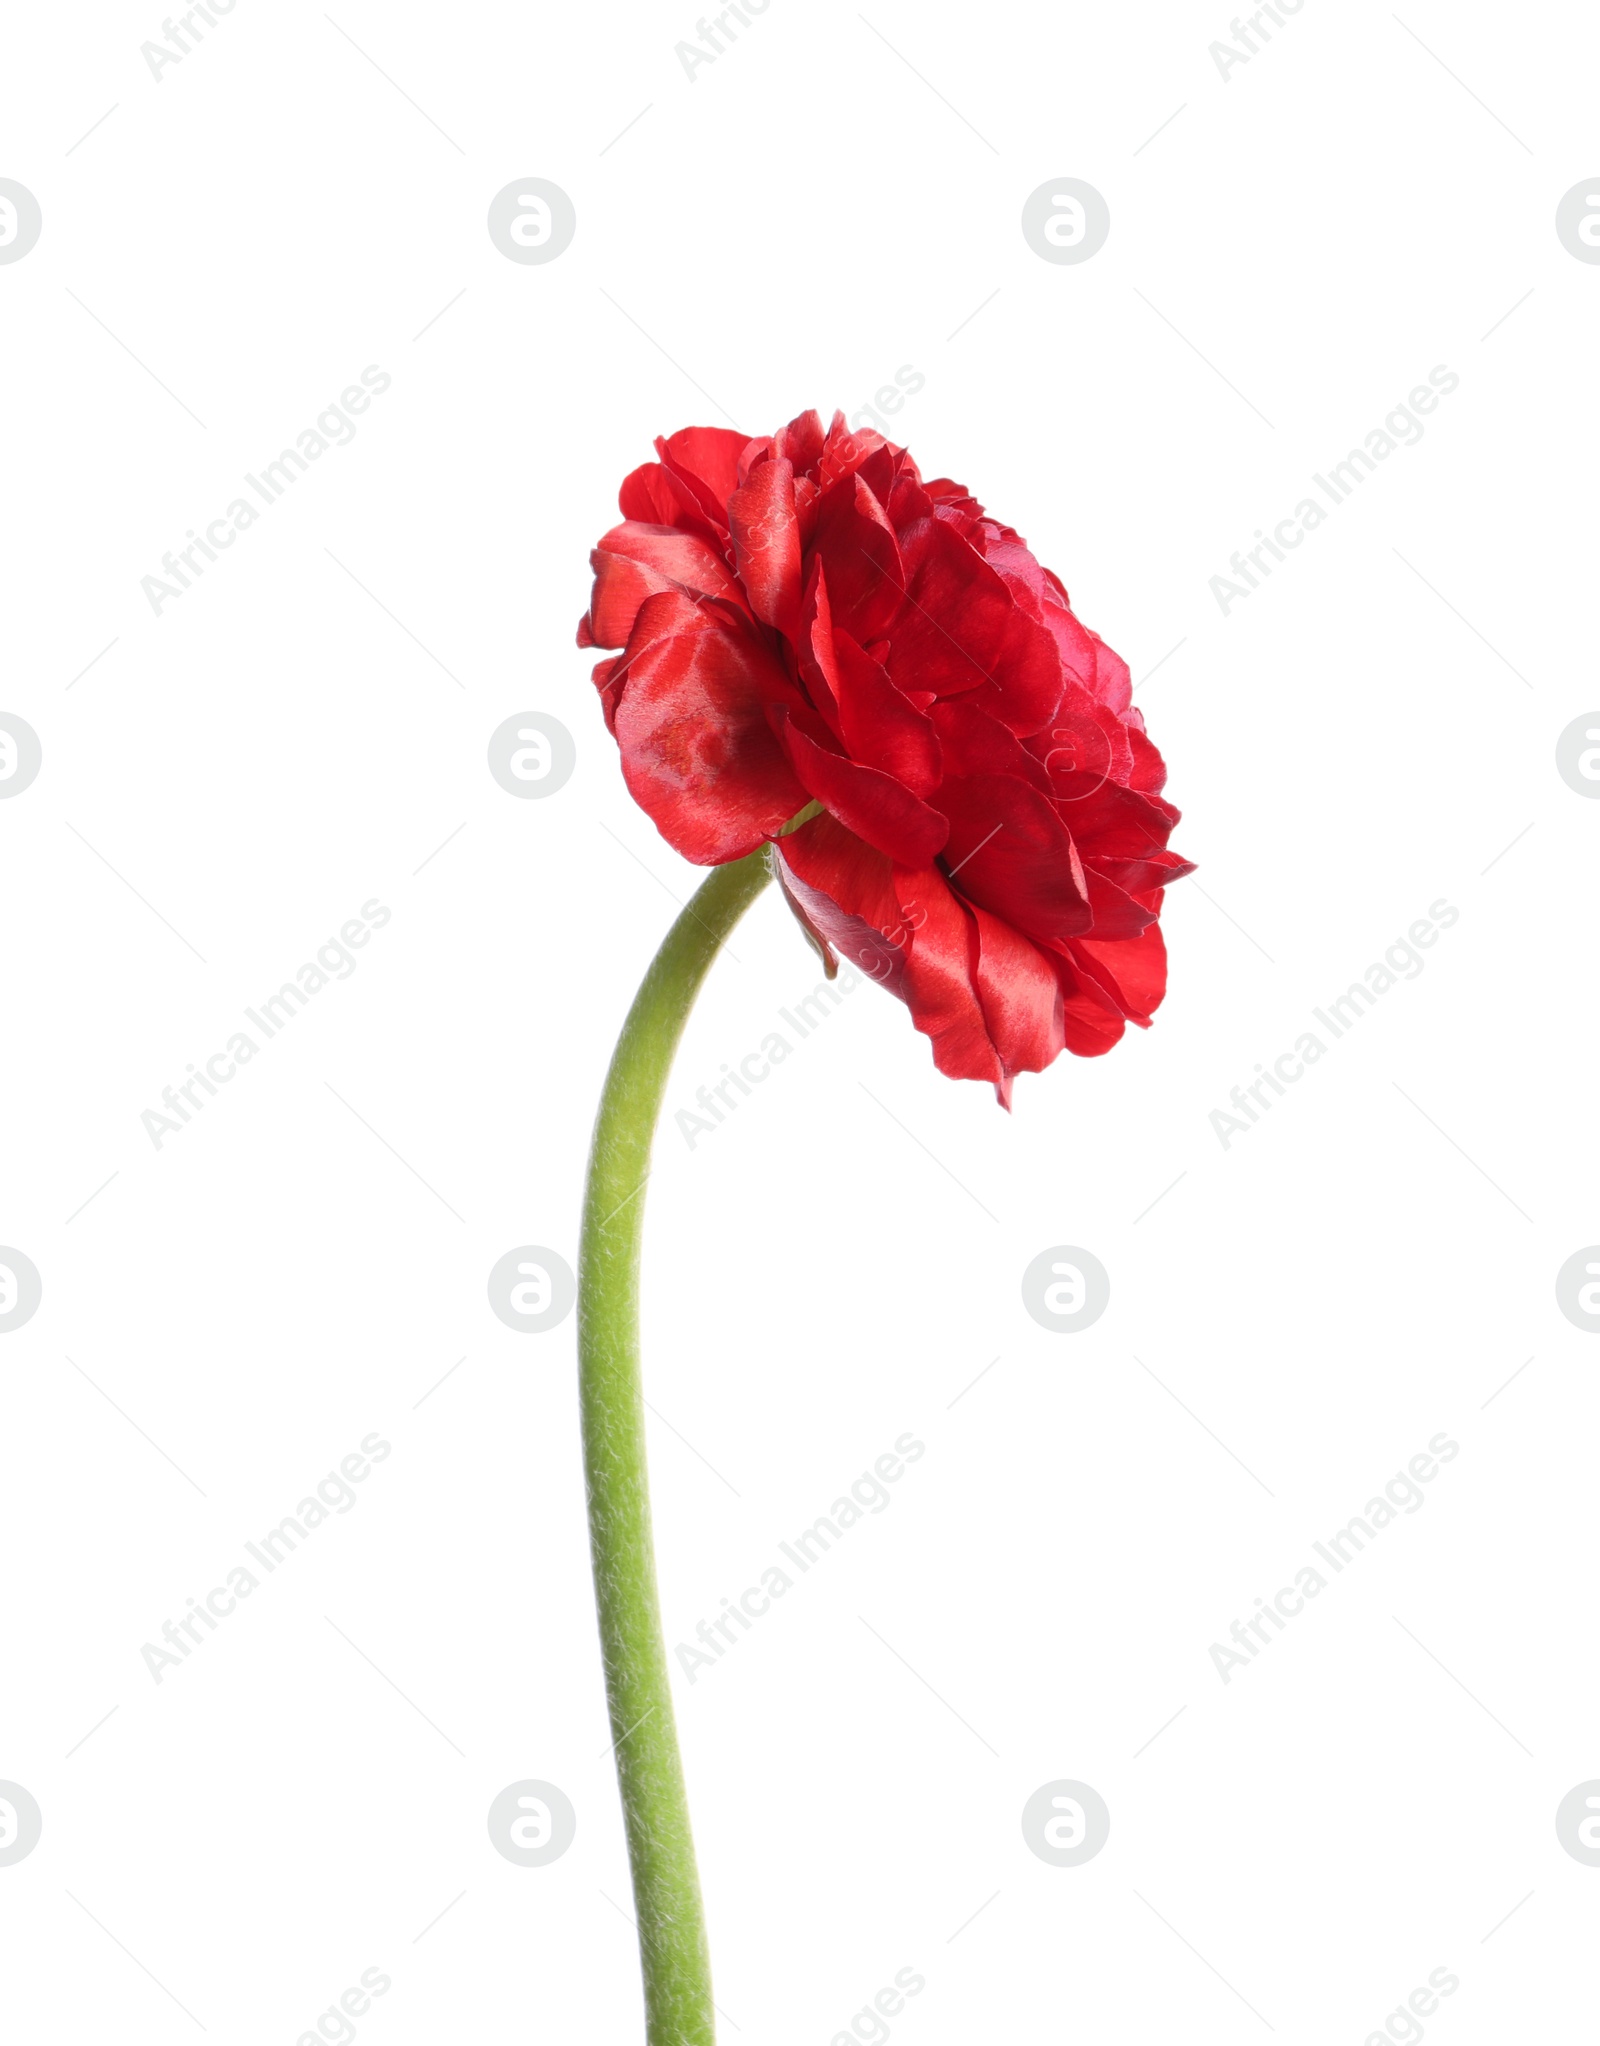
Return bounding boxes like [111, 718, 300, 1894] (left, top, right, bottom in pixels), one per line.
[3, 0, 1598, 2039]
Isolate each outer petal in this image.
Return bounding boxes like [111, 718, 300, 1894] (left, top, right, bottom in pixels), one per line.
[592, 653, 625, 732]
[1080, 865, 1161, 940]
[775, 824, 1001, 1092]
[1088, 632, 1133, 714]
[1048, 777, 1186, 862]
[656, 428, 752, 510]
[1049, 951, 1129, 1056]
[1124, 723, 1170, 795]
[773, 812, 909, 994]
[1089, 847, 1196, 897]
[969, 905, 1066, 1098]
[617, 462, 713, 539]
[1031, 686, 1134, 798]
[582, 522, 743, 647]
[889, 866, 1005, 1094]
[1072, 923, 1168, 1025]
[612, 593, 807, 864]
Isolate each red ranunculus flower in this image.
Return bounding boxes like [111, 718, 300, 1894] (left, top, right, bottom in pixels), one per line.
[578, 410, 1192, 1103]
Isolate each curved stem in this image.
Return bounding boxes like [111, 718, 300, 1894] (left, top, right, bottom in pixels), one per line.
[578, 845, 773, 2045]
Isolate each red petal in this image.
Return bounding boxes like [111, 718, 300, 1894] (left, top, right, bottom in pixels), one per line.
[583, 522, 743, 647]
[728, 456, 803, 641]
[811, 473, 905, 643]
[885, 516, 1063, 735]
[1050, 952, 1128, 1056]
[656, 428, 752, 509]
[1089, 632, 1133, 714]
[886, 467, 935, 529]
[818, 418, 889, 491]
[796, 561, 845, 737]
[774, 813, 909, 995]
[1049, 776, 1184, 861]
[929, 699, 1052, 794]
[774, 711, 949, 866]
[1028, 687, 1134, 798]
[592, 654, 624, 732]
[612, 594, 807, 864]
[806, 565, 941, 796]
[772, 858, 840, 976]
[1124, 723, 1169, 795]
[618, 463, 686, 524]
[774, 410, 826, 475]
[832, 629, 942, 800]
[1089, 849, 1196, 896]
[936, 773, 1093, 941]
[970, 907, 1066, 1091]
[1080, 865, 1160, 940]
[617, 461, 727, 550]
[1073, 923, 1169, 1025]
[890, 867, 1004, 1094]
[779, 824, 1006, 1094]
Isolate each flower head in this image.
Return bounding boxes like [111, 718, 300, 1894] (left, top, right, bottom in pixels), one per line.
[579, 410, 1192, 1103]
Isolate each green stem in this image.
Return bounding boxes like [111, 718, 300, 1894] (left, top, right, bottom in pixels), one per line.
[578, 845, 773, 2045]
